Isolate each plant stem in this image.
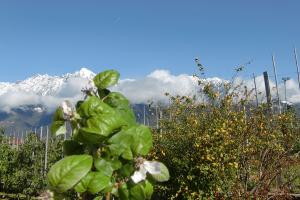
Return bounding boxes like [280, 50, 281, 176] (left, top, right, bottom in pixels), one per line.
[105, 192, 111, 200]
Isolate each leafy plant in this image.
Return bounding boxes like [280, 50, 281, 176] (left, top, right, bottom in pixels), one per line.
[47, 70, 169, 199]
[0, 133, 63, 197]
[150, 68, 300, 199]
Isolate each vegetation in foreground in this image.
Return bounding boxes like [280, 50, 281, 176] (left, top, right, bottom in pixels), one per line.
[1, 68, 300, 199]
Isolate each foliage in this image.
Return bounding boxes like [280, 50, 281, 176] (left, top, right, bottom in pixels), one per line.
[0, 132, 63, 197]
[150, 73, 300, 199]
[47, 70, 169, 200]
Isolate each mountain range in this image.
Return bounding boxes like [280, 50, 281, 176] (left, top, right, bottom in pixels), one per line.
[0, 68, 191, 132]
[1, 68, 298, 133]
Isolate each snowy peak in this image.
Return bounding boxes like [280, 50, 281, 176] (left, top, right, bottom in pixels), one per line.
[0, 67, 97, 97]
[77, 67, 95, 78]
[68, 67, 96, 79]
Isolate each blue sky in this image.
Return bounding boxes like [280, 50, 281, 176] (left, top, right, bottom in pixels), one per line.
[0, 0, 300, 82]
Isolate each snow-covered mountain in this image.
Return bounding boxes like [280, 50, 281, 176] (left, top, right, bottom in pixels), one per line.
[0, 68, 231, 131]
[0, 68, 227, 111]
[1, 67, 300, 132]
[0, 67, 95, 96]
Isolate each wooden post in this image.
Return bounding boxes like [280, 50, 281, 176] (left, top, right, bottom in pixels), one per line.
[155, 105, 159, 129]
[294, 47, 300, 90]
[143, 105, 146, 125]
[272, 54, 282, 114]
[44, 126, 49, 174]
[282, 77, 290, 112]
[21, 131, 24, 144]
[253, 73, 259, 107]
[263, 71, 272, 109]
[64, 122, 67, 141]
[40, 126, 43, 141]
[16, 131, 19, 150]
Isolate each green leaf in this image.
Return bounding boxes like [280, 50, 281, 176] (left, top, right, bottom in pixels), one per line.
[93, 70, 120, 89]
[98, 88, 111, 99]
[51, 107, 66, 136]
[51, 121, 67, 136]
[94, 158, 121, 176]
[74, 172, 94, 193]
[108, 125, 152, 158]
[150, 162, 170, 182]
[47, 155, 93, 192]
[108, 130, 134, 160]
[53, 106, 65, 121]
[118, 163, 134, 178]
[129, 125, 153, 155]
[104, 92, 130, 108]
[63, 140, 84, 156]
[77, 96, 113, 118]
[104, 92, 136, 126]
[93, 197, 103, 200]
[118, 183, 129, 200]
[74, 171, 111, 194]
[79, 113, 126, 144]
[129, 183, 146, 200]
[143, 180, 153, 200]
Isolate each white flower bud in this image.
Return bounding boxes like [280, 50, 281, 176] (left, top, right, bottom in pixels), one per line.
[131, 160, 161, 183]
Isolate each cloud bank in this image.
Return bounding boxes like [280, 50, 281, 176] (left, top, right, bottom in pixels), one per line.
[0, 69, 300, 113]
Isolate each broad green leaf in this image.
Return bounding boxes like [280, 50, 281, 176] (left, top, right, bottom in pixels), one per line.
[74, 172, 94, 193]
[93, 197, 103, 200]
[129, 125, 153, 155]
[63, 140, 84, 156]
[53, 107, 65, 121]
[108, 125, 152, 158]
[129, 183, 146, 200]
[94, 158, 121, 176]
[98, 88, 111, 99]
[118, 183, 129, 200]
[150, 162, 170, 182]
[104, 92, 130, 108]
[143, 180, 153, 200]
[79, 113, 126, 144]
[88, 172, 111, 194]
[74, 171, 111, 194]
[108, 130, 134, 160]
[104, 92, 136, 126]
[118, 163, 134, 178]
[51, 107, 66, 136]
[77, 96, 113, 118]
[93, 70, 120, 89]
[47, 155, 93, 192]
[51, 121, 67, 136]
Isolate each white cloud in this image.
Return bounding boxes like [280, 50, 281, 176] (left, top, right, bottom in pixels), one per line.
[1, 69, 300, 113]
[112, 70, 198, 104]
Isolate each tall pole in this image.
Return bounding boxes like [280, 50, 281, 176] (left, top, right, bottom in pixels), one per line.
[143, 105, 146, 125]
[272, 54, 282, 114]
[21, 131, 24, 144]
[64, 122, 67, 140]
[294, 47, 300, 90]
[44, 126, 49, 174]
[40, 126, 43, 141]
[13, 131, 16, 147]
[253, 73, 259, 107]
[16, 131, 19, 150]
[155, 105, 159, 129]
[263, 71, 272, 109]
[282, 77, 290, 111]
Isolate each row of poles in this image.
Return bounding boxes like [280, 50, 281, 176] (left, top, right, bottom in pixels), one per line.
[2, 125, 70, 175]
[141, 104, 163, 129]
[252, 47, 300, 113]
